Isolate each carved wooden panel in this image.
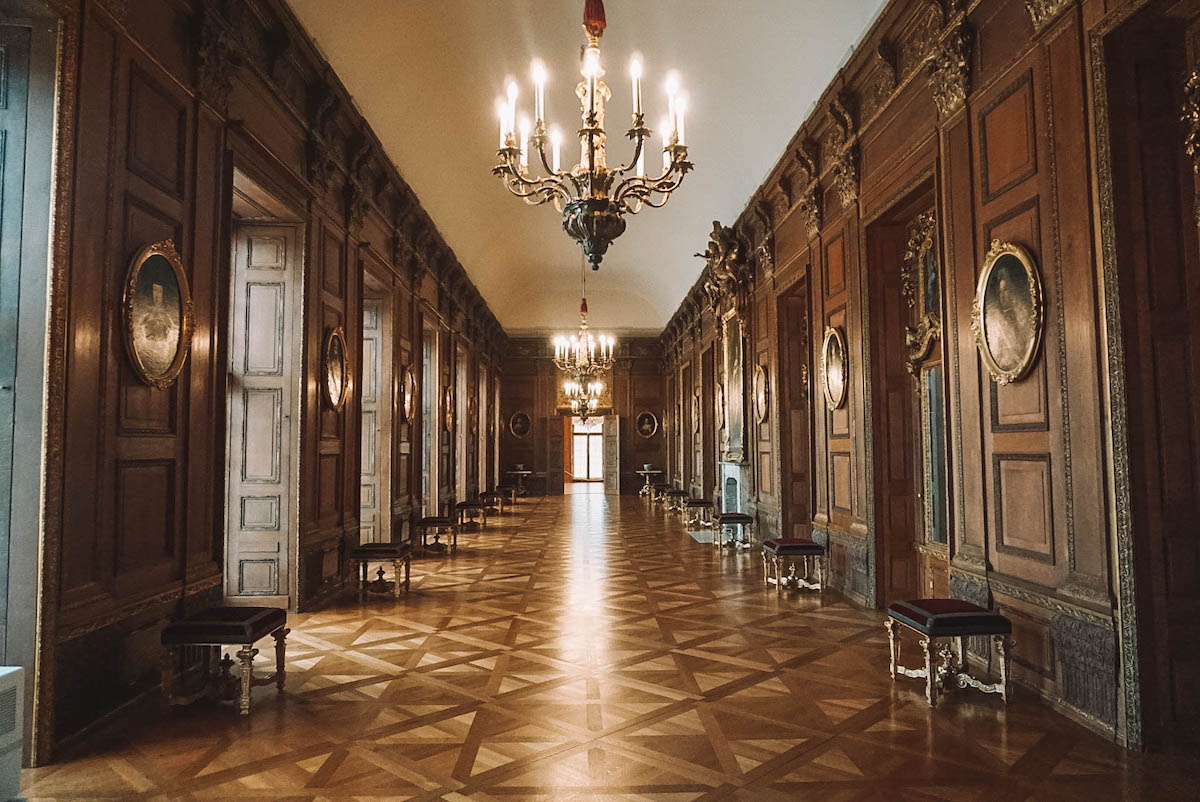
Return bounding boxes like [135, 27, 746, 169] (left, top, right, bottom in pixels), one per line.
[126, 65, 186, 198]
[995, 454, 1055, 563]
[980, 70, 1037, 203]
[825, 233, 846, 296]
[831, 452, 852, 513]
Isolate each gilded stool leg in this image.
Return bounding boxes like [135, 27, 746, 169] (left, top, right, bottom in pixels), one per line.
[236, 646, 258, 715]
[775, 556, 783, 597]
[761, 550, 769, 585]
[997, 634, 1012, 703]
[274, 628, 289, 692]
[884, 619, 898, 680]
[921, 637, 937, 707]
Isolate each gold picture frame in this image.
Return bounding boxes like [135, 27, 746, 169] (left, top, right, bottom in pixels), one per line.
[443, 386, 454, 431]
[635, 411, 658, 438]
[122, 239, 195, 389]
[323, 327, 349, 411]
[753, 364, 769, 423]
[822, 326, 847, 410]
[509, 410, 532, 438]
[399, 365, 415, 423]
[971, 240, 1044, 386]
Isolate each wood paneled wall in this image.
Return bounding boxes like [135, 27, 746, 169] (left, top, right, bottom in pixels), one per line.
[499, 339, 667, 494]
[660, 0, 1185, 749]
[36, 0, 505, 761]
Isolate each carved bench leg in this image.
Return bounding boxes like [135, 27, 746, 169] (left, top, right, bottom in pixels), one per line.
[775, 556, 783, 597]
[997, 634, 1011, 703]
[274, 629, 289, 692]
[921, 637, 937, 708]
[884, 619, 898, 680]
[237, 646, 258, 716]
[761, 550, 769, 585]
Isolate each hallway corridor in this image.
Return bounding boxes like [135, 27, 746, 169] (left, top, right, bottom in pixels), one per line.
[23, 495, 1195, 800]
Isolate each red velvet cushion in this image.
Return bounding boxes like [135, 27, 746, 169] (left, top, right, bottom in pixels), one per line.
[887, 598, 1011, 637]
[762, 538, 822, 555]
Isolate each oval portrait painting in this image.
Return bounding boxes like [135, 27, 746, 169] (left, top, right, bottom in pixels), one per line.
[323, 327, 349, 411]
[822, 326, 847, 410]
[123, 241, 194, 389]
[509, 411, 532, 439]
[635, 411, 658, 438]
[973, 241, 1043, 385]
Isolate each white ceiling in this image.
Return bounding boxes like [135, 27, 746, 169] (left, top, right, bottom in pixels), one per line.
[287, 0, 887, 334]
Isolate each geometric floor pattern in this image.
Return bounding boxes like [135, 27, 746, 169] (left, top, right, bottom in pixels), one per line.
[23, 492, 1200, 800]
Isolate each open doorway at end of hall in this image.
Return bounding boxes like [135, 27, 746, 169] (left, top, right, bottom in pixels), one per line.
[565, 417, 604, 483]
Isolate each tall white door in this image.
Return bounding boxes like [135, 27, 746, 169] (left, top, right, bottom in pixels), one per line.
[602, 415, 620, 496]
[225, 225, 301, 607]
[360, 297, 391, 544]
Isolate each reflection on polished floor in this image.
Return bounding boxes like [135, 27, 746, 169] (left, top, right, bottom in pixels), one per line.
[24, 495, 1197, 800]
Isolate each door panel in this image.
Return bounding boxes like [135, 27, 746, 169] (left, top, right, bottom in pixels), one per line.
[0, 24, 31, 647]
[226, 225, 300, 606]
[603, 415, 620, 495]
[779, 279, 812, 539]
[360, 297, 389, 543]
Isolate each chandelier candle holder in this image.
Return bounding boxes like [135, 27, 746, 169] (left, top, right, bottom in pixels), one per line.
[492, 0, 694, 269]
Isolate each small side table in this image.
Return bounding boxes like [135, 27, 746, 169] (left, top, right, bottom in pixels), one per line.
[506, 470, 533, 496]
[636, 469, 663, 497]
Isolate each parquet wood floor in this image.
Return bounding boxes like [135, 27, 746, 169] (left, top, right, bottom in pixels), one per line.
[24, 494, 1199, 800]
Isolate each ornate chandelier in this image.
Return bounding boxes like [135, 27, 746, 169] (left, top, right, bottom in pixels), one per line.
[492, 0, 693, 270]
[563, 377, 604, 422]
[553, 262, 615, 378]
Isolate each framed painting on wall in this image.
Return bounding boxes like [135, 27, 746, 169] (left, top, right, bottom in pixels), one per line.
[323, 326, 349, 411]
[821, 326, 847, 410]
[971, 240, 1044, 385]
[122, 240, 195, 389]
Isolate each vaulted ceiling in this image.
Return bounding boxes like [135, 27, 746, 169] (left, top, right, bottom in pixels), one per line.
[288, 0, 887, 334]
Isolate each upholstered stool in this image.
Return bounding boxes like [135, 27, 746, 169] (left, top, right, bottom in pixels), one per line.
[684, 499, 713, 528]
[885, 598, 1013, 708]
[713, 512, 754, 550]
[456, 500, 487, 530]
[480, 490, 507, 516]
[496, 484, 518, 507]
[416, 515, 457, 555]
[665, 489, 689, 512]
[161, 606, 288, 716]
[761, 538, 824, 595]
[651, 483, 671, 504]
[348, 541, 412, 599]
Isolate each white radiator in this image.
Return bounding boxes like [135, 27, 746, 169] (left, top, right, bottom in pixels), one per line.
[0, 668, 23, 801]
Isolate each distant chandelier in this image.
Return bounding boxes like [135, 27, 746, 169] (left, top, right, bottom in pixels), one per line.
[564, 377, 604, 422]
[553, 261, 615, 378]
[492, 0, 693, 270]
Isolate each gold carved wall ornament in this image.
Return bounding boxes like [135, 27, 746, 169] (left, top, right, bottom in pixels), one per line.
[928, 23, 971, 118]
[1026, 0, 1072, 32]
[794, 139, 823, 239]
[697, 221, 752, 320]
[829, 94, 859, 208]
[1182, 65, 1200, 222]
[971, 240, 1044, 386]
[902, 210, 942, 374]
[122, 240, 195, 390]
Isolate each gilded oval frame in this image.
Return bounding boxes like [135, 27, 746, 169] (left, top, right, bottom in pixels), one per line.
[323, 326, 349, 411]
[821, 326, 847, 410]
[970, 240, 1044, 386]
[122, 240, 195, 390]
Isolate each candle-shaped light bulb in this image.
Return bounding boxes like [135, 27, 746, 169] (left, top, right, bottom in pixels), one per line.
[550, 126, 563, 172]
[676, 93, 688, 146]
[530, 59, 547, 123]
[665, 70, 680, 130]
[496, 97, 507, 148]
[660, 118, 672, 170]
[505, 80, 519, 137]
[630, 54, 644, 116]
[636, 145, 645, 177]
[518, 115, 530, 169]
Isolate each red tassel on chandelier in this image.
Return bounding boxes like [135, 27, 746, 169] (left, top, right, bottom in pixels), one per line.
[583, 0, 606, 38]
